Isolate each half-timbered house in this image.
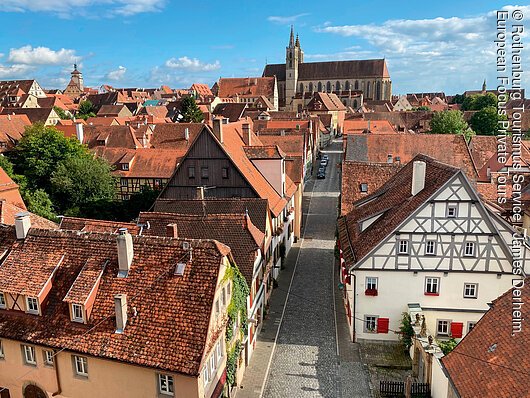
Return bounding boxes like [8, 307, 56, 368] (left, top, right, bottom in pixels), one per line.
[338, 154, 530, 342]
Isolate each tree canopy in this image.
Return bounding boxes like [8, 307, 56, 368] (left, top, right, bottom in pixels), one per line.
[53, 106, 71, 120]
[180, 96, 204, 123]
[430, 110, 469, 135]
[469, 106, 505, 136]
[77, 100, 96, 120]
[461, 93, 497, 111]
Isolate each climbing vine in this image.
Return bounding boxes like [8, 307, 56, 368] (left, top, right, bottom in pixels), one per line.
[438, 338, 458, 355]
[226, 341, 242, 386]
[223, 264, 250, 342]
[399, 312, 414, 350]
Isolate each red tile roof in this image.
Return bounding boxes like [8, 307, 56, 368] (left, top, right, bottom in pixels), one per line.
[0, 228, 231, 376]
[151, 123, 204, 149]
[338, 155, 459, 266]
[59, 217, 141, 235]
[217, 77, 276, 98]
[343, 119, 397, 134]
[138, 212, 264, 285]
[442, 279, 529, 398]
[0, 166, 25, 209]
[0, 202, 57, 229]
[244, 145, 285, 160]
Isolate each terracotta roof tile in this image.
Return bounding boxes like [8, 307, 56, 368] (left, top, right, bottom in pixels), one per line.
[343, 119, 397, 134]
[59, 217, 141, 235]
[217, 77, 276, 98]
[151, 123, 203, 149]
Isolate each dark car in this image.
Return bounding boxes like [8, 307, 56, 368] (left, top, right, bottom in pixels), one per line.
[317, 171, 326, 179]
[318, 166, 325, 174]
[322, 154, 329, 161]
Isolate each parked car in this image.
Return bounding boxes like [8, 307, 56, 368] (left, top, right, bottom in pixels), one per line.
[318, 166, 325, 174]
[320, 159, 328, 167]
[317, 171, 326, 179]
[322, 154, 329, 161]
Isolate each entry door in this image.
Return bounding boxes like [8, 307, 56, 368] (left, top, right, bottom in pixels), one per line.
[0, 387, 11, 398]
[24, 385, 47, 398]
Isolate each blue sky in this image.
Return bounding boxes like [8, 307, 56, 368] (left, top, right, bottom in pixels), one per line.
[0, 1, 528, 94]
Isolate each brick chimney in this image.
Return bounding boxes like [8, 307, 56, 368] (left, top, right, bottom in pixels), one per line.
[184, 127, 190, 141]
[15, 212, 31, 239]
[117, 228, 133, 277]
[411, 161, 426, 196]
[212, 118, 223, 143]
[196, 186, 205, 200]
[166, 223, 178, 238]
[75, 123, 84, 143]
[242, 123, 251, 145]
[114, 294, 128, 333]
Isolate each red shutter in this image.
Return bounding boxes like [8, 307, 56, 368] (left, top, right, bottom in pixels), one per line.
[377, 317, 389, 334]
[450, 322, 463, 338]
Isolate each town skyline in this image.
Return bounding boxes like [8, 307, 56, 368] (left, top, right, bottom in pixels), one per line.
[0, 1, 528, 94]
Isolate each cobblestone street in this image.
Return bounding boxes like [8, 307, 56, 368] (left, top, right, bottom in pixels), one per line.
[239, 138, 372, 398]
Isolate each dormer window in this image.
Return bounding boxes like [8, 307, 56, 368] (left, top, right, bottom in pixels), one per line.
[26, 297, 39, 315]
[360, 183, 368, 193]
[0, 292, 5, 309]
[121, 163, 129, 171]
[71, 303, 85, 323]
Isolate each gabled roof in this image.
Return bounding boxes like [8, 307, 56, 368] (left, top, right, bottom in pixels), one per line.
[83, 125, 141, 149]
[217, 77, 276, 98]
[212, 103, 248, 122]
[442, 279, 529, 398]
[343, 119, 397, 134]
[258, 135, 305, 157]
[152, 198, 270, 234]
[59, 217, 141, 235]
[139, 212, 264, 285]
[338, 155, 460, 266]
[307, 92, 347, 112]
[244, 145, 285, 160]
[0, 228, 230, 376]
[0, 107, 55, 124]
[150, 123, 204, 149]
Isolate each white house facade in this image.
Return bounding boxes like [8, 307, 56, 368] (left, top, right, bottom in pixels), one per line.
[338, 155, 530, 343]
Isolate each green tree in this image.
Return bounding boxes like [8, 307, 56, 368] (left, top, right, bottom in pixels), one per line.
[180, 96, 204, 123]
[399, 312, 414, 350]
[469, 106, 505, 136]
[438, 338, 458, 355]
[23, 189, 56, 221]
[413, 106, 431, 111]
[452, 94, 465, 104]
[50, 156, 116, 214]
[53, 106, 71, 120]
[10, 123, 88, 191]
[0, 154, 15, 177]
[462, 93, 497, 111]
[430, 110, 468, 135]
[77, 100, 96, 120]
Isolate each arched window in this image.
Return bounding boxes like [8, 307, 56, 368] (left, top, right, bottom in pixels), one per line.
[299, 83, 304, 92]
[336, 81, 341, 92]
[317, 82, 322, 92]
[345, 81, 350, 90]
[354, 80, 359, 90]
[376, 81, 381, 100]
[308, 82, 313, 92]
[326, 81, 331, 92]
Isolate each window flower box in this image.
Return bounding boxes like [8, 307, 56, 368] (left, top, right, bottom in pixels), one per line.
[365, 288, 378, 296]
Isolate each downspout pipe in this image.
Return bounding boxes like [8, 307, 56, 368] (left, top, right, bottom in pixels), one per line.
[52, 352, 62, 396]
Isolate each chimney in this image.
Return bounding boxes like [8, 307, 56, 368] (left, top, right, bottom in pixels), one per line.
[114, 294, 128, 333]
[166, 223, 178, 238]
[15, 212, 31, 239]
[196, 186, 205, 200]
[242, 123, 251, 145]
[387, 154, 393, 163]
[7, 114, 11, 121]
[411, 160, 427, 196]
[212, 118, 223, 143]
[280, 129, 285, 136]
[117, 228, 133, 277]
[184, 127, 190, 141]
[75, 123, 84, 143]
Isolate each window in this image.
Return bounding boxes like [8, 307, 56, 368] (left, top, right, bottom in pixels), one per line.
[425, 277, 440, 295]
[215, 299, 220, 316]
[188, 166, 195, 179]
[202, 365, 210, 386]
[0, 292, 5, 309]
[154, 179, 162, 187]
[209, 354, 216, 376]
[121, 163, 129, 171]
[215, 340, 223, 363]
[463, 283, 478, 298]
[44, 350, 54, 366]
[26, 297, 39, 314]
[425, 240, 437, 256]
[467, 321, 477, 333]
[366, 277, 378, 290]
[464, 242, 475, 257]
[222, 167, 229, 179]
[446, 204, 458, 218]
[23, 345, 36, 365]
[437, 320, 450, 336]
[0, 340, 4, 358]
[74, 355, 88, 376]
[120, 178, 128, 187]
[360, 183, 368, 193]
[364, 315, 378, 333]
[201, 167, 209, 179]
[221, 287, 226, 307]
[398, 240, 409, 254]
[72, 304, 84, 322]
[158, 374, 174, 396]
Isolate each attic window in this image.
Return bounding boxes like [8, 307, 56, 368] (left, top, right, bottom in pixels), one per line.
[71, 303, 85, 323]
[26, 297, 39, 315]
[0, 292, 5, 309]
[360, 183, 368, 193]
[121, 163, 129, 171]
[174, 263, 186, 276]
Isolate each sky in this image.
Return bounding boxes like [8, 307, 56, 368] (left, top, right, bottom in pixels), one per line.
[0, 1, 528, 95]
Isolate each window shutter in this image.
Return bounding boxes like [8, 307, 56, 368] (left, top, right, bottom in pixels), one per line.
[377, 318, 389, 334]
[450, 322, 463, 338]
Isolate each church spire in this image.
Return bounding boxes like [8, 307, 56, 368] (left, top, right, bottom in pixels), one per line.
[295, 34, 300, 48]
[482, 79, 487, 92]
[289, 25, 295, 48]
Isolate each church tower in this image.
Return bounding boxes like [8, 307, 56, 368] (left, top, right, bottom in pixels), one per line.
[71, 64, 84, 91]
[285, 26, 303, 110]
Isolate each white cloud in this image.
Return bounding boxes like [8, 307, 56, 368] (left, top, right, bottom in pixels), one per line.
[8, 45, 79, 65]
[268, 13, 310, 25]
[0, 0, 166, 17]
[165, 56, 220, 72]
[0, 64, 33, 78]
[314, 5, 530, 93]
[106, 65, 127, 81]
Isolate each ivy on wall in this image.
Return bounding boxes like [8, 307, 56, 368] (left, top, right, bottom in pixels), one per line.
[226, 341, 242, 386]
